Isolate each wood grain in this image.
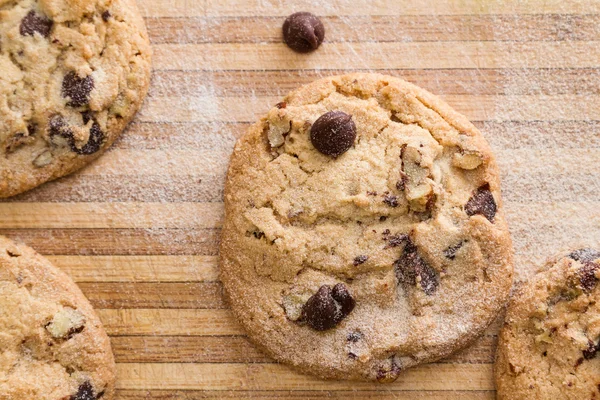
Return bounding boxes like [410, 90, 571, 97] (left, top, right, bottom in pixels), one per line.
[2, 1, 599, 398]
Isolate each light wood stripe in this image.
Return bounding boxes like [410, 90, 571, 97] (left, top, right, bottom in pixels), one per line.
[111, 333, 495, 364]
[139, 95, 600, 123]
[115, 362, 493, 390]
[146, 15, 600, 44]
[98, 309, 244, 336]
[139, 0, 600, 18]
[153, 42, 600, 71]
[48, 255, 219, 282]
[0, 203, 223, 229]
[115, 390, 494, 400]
[2, 201, 600, 230]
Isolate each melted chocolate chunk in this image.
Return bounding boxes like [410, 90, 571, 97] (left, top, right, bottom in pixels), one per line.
[465, 183, 496, 222]
[71, 381, 97, 400]
[301, 283, 355, 331]
[282, 12, 325, 53]
[583, 339, 599, 360]
[569, 248, 600, 264]
[75, 122, 104, 155]
[49, 115, 73, 140]
[578, 262, 599, 292]
[394, 240, 439, 295]
[310, 111, 356, 157]
[49, 114, 104, 155]
[62, 72, 94, 107]
[387, 233, 408, 248]
[353, 255, 368, 266]
[20, 11, 53, 37]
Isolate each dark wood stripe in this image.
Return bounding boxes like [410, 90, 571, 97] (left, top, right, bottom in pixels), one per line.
[146, 15, 600, 44]
[80, 282, 226, 309]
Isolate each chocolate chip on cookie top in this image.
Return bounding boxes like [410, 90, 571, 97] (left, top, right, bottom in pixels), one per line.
[282, 12, 325, 53]
[496, 249, 600, 399]
[310, 111, 357, 157]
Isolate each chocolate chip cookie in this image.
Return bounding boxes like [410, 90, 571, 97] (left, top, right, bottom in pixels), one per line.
[0, 0, 151, 198]
[220, 73, 514, 381]
[496, 248, 600, 399]
[0, 236, 115, 399]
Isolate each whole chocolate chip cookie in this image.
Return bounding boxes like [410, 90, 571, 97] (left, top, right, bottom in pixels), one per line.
[220, 73, 514, 381]
[0, 0, 151, 198]
[0, 236, 115, 399]
[496, 248, 600, 399]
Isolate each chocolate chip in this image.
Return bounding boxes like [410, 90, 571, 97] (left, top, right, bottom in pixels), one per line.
[301, 283, 355, 331]
[310, 111, 356, 157]
[102, 10, 111, 22]
[394, 239, 439, 295]
[578, 263, 599, 292]
[575, 357, 584, 368]
[282, 12, 324, 53]
[75, 122, 104, 155]
[252, 231, 265, 239]
[376, 358, 401, 383]
[444, 241, 465, 260]
[353, 255, 368, 266]
[62, 72, 94, 107]
[584, 339, 599, 360]
[49, 115, 73, 140]
[387, 234, 408, 248]
[465, 183, 496, 222]
[20, 11, 53, 37]
[383, 194, 399, 207]
[396, 175, 407, 191]
[569, 248, 600, 264]
[71, 381, 97, 400]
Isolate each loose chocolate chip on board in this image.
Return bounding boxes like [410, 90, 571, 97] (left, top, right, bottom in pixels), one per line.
[62, 72, 94, 107]
[394, 240, 439, 295]
[71, 381, 98, 400]
[20, 10, 53, 37]
[569, 248, 600, 264]
[301, 283, 355, 331]
[310, 111, 357, 157]
[465, 183, 497, 222]
[282, 12, 325, 53]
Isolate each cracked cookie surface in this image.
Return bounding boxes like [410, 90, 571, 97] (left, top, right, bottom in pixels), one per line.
[496, 249, 600, 399]
[220, 73, 514, 381]
[0, 236, 115, 399]
[0, 0, 151, 198]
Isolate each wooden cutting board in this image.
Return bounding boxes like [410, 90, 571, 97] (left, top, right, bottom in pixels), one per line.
[2, 1, 600, 398]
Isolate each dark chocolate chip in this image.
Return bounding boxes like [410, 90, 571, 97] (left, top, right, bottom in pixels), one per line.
[75, 122, 104, 155]
[282, 12, 324, 53]
[394, 239, 439, 295]
[443, 241, 465, 260]
[383, 194, 399, 208]
[465, 183, 496, 222]
[353, 255, 368, 266]
[584, 339, 599, 360]
[578, 263, 599, 292]
[379, 216, 387, 222]
[331, 283, 356, 317]
[252, 231, 265, 239]
[102, 10, 111, 22]
[301, 283, 355, 331]
[62, 71, 94, 107]
[575, 357, 584, 367]
[20, 10, 53, 37]
[49, 115, 73, 140]
[569, 248, 600, 264]
[387, 234, 408, 248]
[71, 381, 97, 400]
[310, 111, 356, 157]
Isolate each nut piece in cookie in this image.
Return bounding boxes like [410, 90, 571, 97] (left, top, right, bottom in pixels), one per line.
[282, 12, 325, 53]
[46, 307, 86, 338]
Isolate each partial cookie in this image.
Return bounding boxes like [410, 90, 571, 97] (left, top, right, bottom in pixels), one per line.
[0, 0, 151, 197]
[220, 73, 514, 381]
[0, 236, 115, 399]
[496, 248, 600, 399]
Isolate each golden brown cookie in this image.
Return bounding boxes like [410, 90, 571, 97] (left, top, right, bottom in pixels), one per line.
[220, 73, 514, 381]
[496, 248, 600, 399]
[0, 236, 115, 399]
[0, 0, 151, 197]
